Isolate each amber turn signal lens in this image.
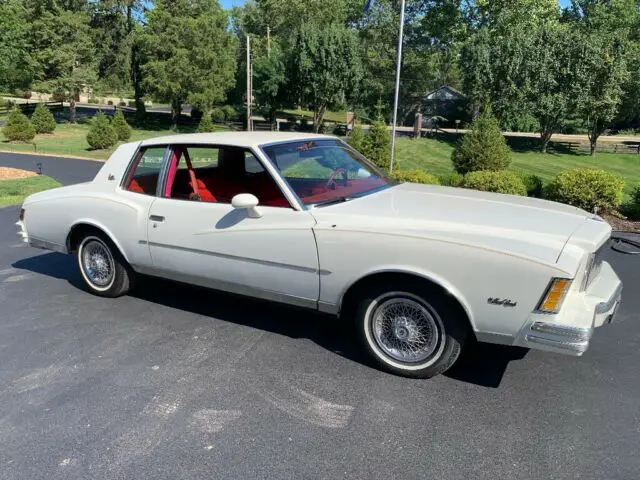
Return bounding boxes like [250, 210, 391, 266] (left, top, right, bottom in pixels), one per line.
[537, 278, 571, 314]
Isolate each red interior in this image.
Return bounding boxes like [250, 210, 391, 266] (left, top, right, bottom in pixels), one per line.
[288, 176, 387, 204]
[168, 147, 291, 207]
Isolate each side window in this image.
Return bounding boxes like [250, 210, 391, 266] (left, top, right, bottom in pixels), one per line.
[244, 152, 265, 173]
[165, 145, 290, 207]
[125, 147, 166, 195]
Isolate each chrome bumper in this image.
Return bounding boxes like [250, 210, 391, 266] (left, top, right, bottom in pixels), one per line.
[515, 262, 622, 356]
[15, 220, 28, 244]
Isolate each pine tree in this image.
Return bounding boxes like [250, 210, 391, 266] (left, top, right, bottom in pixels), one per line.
[86, 112, 118, 150]
[363, 117, 391, 170]
[451, 112, 511, 174]
[111, 109, 132, 141]
[347, 123, 366, 153]
[31, 104, 56, 134]
[2, 107, 35, 142]
[197, 114, 215, 133]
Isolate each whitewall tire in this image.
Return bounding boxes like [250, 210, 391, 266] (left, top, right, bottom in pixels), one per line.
[77, 233, 134, 297]
[355, 281, 467, 378]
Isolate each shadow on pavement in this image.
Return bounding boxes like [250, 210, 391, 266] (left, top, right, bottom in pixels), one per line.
[13, 251, 527, 388]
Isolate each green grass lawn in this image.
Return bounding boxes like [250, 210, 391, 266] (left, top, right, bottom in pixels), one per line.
[0, 175, 61, 206]
[0, 123, 229, 161]
[394, 136, 640, 195]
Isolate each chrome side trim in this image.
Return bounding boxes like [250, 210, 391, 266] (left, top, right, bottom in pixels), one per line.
[147, 241, 321, 274]
[134, 265, 318, 310]
[595, 282, 623, 314]
[523, 334, 590, 354]
[318, 301, 339, 315]
[475, 331, 513, 345]
[28, 236, 68, 253]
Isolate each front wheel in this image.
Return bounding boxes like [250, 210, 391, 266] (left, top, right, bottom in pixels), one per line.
[77, 233, 134, 297]
[356, 283, 468, 378]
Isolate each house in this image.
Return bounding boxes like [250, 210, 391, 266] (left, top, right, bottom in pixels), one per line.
[421, 85, 469, 129]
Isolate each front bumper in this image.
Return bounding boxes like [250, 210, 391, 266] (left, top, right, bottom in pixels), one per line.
[514, 261, 622, 356]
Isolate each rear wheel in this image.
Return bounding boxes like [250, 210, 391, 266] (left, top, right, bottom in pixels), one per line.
[355, 282, 468, 378]
[76, 233, 134, 297]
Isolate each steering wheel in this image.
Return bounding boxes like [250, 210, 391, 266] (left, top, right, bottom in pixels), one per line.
[325, 168, 346, 191]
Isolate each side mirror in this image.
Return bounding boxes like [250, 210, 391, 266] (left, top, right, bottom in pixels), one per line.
[231, 193, 263, 218]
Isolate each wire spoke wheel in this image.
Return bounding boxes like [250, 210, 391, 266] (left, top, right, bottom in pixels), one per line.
[369, 294, 443, 365]
[80, 238, 115, 289]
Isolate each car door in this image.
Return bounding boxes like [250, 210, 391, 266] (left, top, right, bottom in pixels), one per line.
[145, 144, 320, 307]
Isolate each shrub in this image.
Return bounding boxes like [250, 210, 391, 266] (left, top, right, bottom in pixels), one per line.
[452, 112, 511, 174]
[197, 114, 215, 133]
[363, 117, 391, 170]
[30, 104, 56, 134]
[463, 171, 527, 196]
[348, 123, 366, 153]
[211, 107, 225, 123]
[624, 184, 640, 219]
[111, 109, 131, 141]
[107, 100, 114, 106]
[438, 172, 464, 187]
[88, 97, 100, 104]
[221, 105, 236, 120]
[392, 169, 441, 185]
[86, 111, 118, 150]
[519, 173, 543, 198]
[545, 169, 625, 213]
[2, 107, 35, 142]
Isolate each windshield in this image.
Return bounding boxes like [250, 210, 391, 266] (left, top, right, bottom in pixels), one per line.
[261, 139, 391, 206]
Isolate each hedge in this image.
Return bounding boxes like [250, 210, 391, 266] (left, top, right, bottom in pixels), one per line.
[545, 169, 625, 213]
[392, 169, 440, 185]
[462, 171, 527, 196]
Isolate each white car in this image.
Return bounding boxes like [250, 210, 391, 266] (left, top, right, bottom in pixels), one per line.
[16, 132, 622, 378]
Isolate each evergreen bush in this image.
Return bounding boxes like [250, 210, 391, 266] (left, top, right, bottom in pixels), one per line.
[86, 112, 118, 150]
[452, 112, 511, 174]
[111, 109, 132, 141]
[2, 107, 35, 142]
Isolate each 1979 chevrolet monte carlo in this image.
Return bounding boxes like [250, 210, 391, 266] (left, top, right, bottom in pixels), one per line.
[16, 132, 623, 378]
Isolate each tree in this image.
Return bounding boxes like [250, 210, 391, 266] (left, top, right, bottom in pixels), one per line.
[289, 22, 363, 132]
[111, 109, 131, 141]
[29, 3, 96, 122]
[86, 111, 117, 149]
[0, 0, 36, 92]
[567, 0, 637, 155]
[363, 117, 392, 170]
[197, 114, 216, 133]
[452, 111, 511, 174]
[3, 107, 35, 142]
[523, 22, 576, 152]
[31, 104, 57, 134]
[253, 42, 287, 123]
[141, 0, 237, 129]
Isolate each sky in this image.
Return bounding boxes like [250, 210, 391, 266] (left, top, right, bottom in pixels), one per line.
[220, 0, 573, 10]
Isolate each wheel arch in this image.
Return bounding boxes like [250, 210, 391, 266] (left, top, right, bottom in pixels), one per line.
[66, 220, 131, 264]
[337, 268, 476, 333]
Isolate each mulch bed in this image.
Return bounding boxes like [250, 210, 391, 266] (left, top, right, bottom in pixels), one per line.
[602, 214, 640, 233]
[0, 167, 37, 180]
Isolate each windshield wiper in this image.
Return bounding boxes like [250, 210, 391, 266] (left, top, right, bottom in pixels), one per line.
[312, 196, 351, 208]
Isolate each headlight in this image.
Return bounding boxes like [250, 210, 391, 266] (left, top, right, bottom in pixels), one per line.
[536, 278, 572, 314]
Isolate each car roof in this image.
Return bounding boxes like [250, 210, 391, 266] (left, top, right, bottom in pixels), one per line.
[139, 131, 337, 149]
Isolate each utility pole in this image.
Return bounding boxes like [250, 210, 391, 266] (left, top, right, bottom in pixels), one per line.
[389, 0, 406, 174]
[246, 35, 251, 132]
[267, 26, 271, 58]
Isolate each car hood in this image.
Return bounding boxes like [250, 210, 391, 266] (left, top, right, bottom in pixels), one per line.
[310, 183, 595, 265]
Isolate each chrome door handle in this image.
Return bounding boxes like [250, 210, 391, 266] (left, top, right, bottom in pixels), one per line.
[149, 215, 165, 222]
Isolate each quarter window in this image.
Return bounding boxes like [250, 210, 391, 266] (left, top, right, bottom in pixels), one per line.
[125, 147, 166, 195]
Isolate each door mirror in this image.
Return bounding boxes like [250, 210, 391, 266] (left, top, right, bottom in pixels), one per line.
[231, 193, 262, 218]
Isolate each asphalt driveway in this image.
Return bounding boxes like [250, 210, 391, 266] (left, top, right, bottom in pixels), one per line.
[1, 152, 639, 479]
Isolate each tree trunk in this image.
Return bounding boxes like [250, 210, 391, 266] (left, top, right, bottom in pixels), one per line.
[171, 99, 182, 131]
[590, 140, 597, 156]
[313, 104, 327, 133]
[131, 44, 146, 121]
[540, 129, 553, 153]
[70, 98, 76, 123]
